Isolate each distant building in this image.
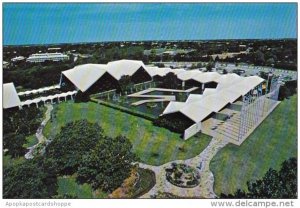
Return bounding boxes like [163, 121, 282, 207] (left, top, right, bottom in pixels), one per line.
[27, 53, 69, 63]
[47, 47, 62, 52]
[11, 56, 25, 62]
[3, 61, 9, 69]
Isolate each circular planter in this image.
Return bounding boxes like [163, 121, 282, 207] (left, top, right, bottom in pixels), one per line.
[165, 163, 200, 188]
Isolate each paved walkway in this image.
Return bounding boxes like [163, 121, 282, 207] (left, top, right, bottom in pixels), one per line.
[139, 137, 228, 198]
[25, 104, 53, 159]
[128, 87, 198, 97]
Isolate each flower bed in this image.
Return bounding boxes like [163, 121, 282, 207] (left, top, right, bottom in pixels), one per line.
[165, 163, 200, 188]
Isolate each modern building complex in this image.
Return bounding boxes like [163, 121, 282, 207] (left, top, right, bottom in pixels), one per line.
[26, 53, 69, 63]
[3, 59, 280, 144]
[60, 60, 152, 94]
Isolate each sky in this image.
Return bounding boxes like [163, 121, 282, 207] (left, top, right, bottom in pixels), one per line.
[3, 3, 297, 45]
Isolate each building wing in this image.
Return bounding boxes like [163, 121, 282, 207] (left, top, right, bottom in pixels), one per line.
[3, 83, 21, 109]
[62, 64, 107, 92]
[106, 59, 148, 80]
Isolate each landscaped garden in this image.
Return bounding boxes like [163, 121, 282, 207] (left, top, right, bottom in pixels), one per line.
[44, 101, 212, 166]
[210, 95, 298, 196]
[165, 163, 200, 188]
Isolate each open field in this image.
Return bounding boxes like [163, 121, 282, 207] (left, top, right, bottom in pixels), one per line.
[44, 101, 211, 166]
[210, 95, 297, 195]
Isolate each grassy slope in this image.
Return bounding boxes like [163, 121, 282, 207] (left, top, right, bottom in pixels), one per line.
[210, 95, 297, 195]
[23, 135, 38, 148]
[44, 101, 211, 166]
[57, 176, 108, 198]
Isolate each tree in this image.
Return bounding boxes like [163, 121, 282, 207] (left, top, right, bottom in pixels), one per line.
[118, 75, 133, 94]
[44, 120, 104, 175]
[3, 159, 57, 198]
[3, 133, 26, 158]
[76, 135, 136, 192]
[206, 61, 214, 72]
[3, 107, 43, 136]
[161, 72, 178, 89]
[3, 107, 44, 158]
[278, 85, 291, 101]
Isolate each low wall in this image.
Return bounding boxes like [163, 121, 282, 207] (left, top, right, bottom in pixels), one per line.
[183, 122, 202, 140]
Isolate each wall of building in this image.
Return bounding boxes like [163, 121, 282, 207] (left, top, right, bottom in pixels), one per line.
[131, 67, 152, 84]
[183, 122, 202, 140]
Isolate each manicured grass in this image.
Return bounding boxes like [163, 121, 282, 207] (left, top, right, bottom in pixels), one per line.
[23, 135, 38, 148]
[44, 101, 211, 166]
[57, 175, 108, 199]
[210, 95, 298, 196]
[57, 176, 105, 198]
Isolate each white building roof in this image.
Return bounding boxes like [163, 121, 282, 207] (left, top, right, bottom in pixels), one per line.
[227, 76, 264, 95]
[162, 74, 264, 123]
[145, 67, 173, 77]
[62, 64, 107, 92]
[216, 73, 241, 90]
[61, 60, 153, 92]
[185, 94, 203, 103]
[107, 59, 147, 80]
[193, 72, 222, 83]
[179, 104, 213, 123]
[3, 83, 21, 109]
[162, 101, 186, 114]
[177, 70, 202, 81]
[202, 88, 217, 97]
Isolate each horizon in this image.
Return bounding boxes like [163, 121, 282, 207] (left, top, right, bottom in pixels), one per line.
[3, 3, 297, 45]
[3, 37, 298, 47]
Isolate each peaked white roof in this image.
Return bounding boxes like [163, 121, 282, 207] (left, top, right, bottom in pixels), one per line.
[3, 83, 21, 109]
[107, 59, 147, 80]
[179, 104, 213, 123]
[62, 64, 107, 92]
[227, 76, 264, 95]
[185, 94, 203, 103]
[145, 67, 172, 77]
[177, 70, 202, 81]
[162, 74, 264, 123]
[162, 101, 186, 114]
[193, 72, 222, 83]
[216, 73, 241, 90]
[202, 88, 217, 97]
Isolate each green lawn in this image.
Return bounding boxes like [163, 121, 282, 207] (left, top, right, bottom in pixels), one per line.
[210, 95, 297, 196]
[23, 135, 38, 148]
[44, 101, 211, 166]
[57, 176, 108, 198]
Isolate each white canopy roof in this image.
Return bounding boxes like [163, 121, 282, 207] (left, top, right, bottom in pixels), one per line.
[193, 72, 222, 83]
[177, 70, 202, 81]
[216, 73, 241, 90]
[179, 104, 213, 123]
[202, 88, 217, 97]
[145, 67, 172, 77]
[107, 59, 147, 80]
[3, 83, 21, 109]
[185, 94, 203, 103]
[162, 74, 264, 123]
[162, 101, 186, 114]
[62, 64, 107, 92]
[62, 60, 153, 92]
[226, 76, 264, 95]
